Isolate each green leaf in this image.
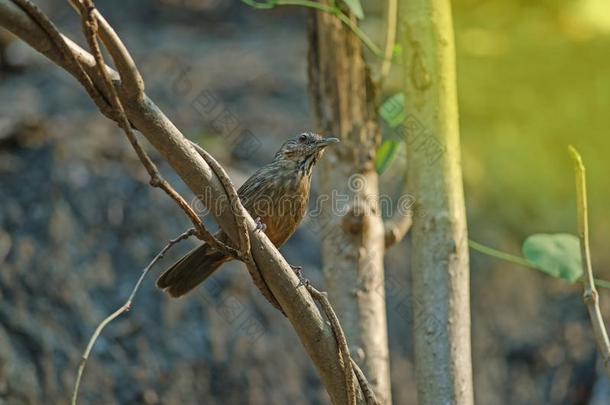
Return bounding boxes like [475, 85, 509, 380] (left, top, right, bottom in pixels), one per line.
[379, 93, 405, 128]
[522, 233, 582, 283]
[375, 140, 402, 174]
[343, 0, 364, 19]
[393, 44, 403, 58]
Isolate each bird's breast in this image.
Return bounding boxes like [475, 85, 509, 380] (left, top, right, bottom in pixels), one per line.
[253, 174, 311, 247]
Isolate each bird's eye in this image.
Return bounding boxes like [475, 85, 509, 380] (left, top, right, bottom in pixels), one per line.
[299, 134, 308, 143]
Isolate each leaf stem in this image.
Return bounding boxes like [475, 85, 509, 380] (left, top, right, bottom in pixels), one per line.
[240, 0, 384, 57]
[468, 239, 533, 268]
[468, 239, 610, 290]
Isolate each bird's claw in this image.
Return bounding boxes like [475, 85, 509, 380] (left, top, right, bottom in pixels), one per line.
[296, 277, 310, 289]
[291, 264, 309, 288]
[255, 217, 267, 233]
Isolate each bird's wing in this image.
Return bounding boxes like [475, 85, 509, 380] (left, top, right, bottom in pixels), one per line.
[237, 166, 275, 213]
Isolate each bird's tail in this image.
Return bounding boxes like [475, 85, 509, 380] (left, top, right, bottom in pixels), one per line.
[156, 243, 229, 297]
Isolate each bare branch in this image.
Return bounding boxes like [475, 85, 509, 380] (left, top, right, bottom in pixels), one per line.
[0, 2, 374, 402]
[189, 142, 250, 258]
[73, 0, 219, 253]
[307, 284, 358, 405]
[377, 0, 397, 84]
[9, 0, 113, 117]
[190, 141, 282, 312]
[351, 359, 380, 405]
[68, 0, 144, 97]
[71, 228, 197, 405]
[569, 146, 610, 376]
[305, 283, 380, 404]
[383, 212, 412, 250]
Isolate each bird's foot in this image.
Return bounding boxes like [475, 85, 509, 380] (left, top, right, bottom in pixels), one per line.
[254, 217, 267, 233]
[290, 264, 309, 288]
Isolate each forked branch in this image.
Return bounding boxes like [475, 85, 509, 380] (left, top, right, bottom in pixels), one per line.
[0, 0, 375, 403]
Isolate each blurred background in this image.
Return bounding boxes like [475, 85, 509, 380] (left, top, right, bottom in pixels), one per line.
[1, 0, 609, 403]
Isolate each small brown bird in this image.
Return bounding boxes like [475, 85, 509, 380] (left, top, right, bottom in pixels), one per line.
[157, 132, 339, 297]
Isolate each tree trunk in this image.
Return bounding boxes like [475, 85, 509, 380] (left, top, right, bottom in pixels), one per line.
[307, 5, 391, 404]
[398, 0, 474, 403]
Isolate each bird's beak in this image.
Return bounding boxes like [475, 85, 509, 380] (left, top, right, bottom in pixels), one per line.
[315, 137, 340, 149]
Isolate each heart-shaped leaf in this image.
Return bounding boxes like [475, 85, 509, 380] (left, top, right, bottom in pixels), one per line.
[522, 233, 582, 283]
[379, 93, 405, 129]
[343, 0, 364, 19]
[375, 140, 402, 174]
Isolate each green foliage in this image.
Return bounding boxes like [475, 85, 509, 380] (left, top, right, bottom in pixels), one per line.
[522, 233, 582, 283]
[375, 140, 401, 174]
[343, 0, 364, 19]
[377, 94, 407, 174]
[393, 43, 403, 58]
[240, 0, 383, 56]
[379, 93, 405, 129]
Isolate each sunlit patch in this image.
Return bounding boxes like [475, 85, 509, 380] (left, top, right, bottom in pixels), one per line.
[575, 0, 610, 33]
[458, 28, 509, 57]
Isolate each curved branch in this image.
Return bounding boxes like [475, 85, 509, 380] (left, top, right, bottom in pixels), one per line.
[383, 212, 412, 250]
[0, 1, 370, 403]
[351, 359, 380, 405]
[71, 0, 223, 256]
[68, 0, 144, 97]
[307, 284, 357, 405]
[8, 0, 113, 117]
[71, 229, 197, 405]
[190, 141, 282, 312]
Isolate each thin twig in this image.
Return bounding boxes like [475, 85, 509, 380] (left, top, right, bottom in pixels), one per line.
[569, 145, 610, 376]
[241, 0, 383, 57]
[1, 3, 380, 402]
[468, 239, 610, 289]
[351, 358, 380, 405]
[71, 228, 197, 405]
[67, 0, 144, 97]
[76, 0, 217, 248]
[10, 0, 113, 117]
[189, 142, 250, 258]
[468, 239, 533, 268]
[190, 141, 283, 312]
[78, 0, 278, 313]
[378, 0, 397, 84]
[307, 284, 358, 405]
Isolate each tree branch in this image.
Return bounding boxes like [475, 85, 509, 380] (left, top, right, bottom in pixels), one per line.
[383, 212, 412, 250]
[190, 141, 282, 312]
[351, 359, 380, 405]
[68, 0, 144, 98]
[399, 0, 474, 401]
[569, 146, 610, 376]
[378, 0, 397, 84]
[0, 1, 373, 403]
[71, 229, 197, 405]
[9, 0, 113, 117]
[307, 284, 357, 405]
[75, 0, 234, 262]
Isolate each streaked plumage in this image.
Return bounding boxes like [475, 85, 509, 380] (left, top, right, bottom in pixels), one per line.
[157, 132, 339, 297]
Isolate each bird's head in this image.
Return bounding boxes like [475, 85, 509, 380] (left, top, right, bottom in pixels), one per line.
[274, 132, 339, 175]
